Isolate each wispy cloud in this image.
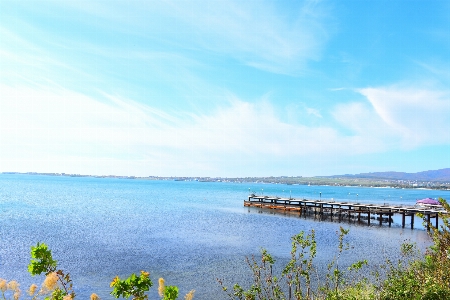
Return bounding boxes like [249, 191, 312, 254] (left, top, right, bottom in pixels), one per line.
[306, 107, 323, 118]
[45, 0, 330, 75]
[332, 101, 397, 152]
[358, 85, 450, 148]
[413, 60, 450, 82]
[164, 0, 329, 74]
[0, 21, 227, 114]
[2, 0, 449, 176]
[0, 84, 359, 176]
[332, 83, 450, 151]
[1, 81, 449, 176]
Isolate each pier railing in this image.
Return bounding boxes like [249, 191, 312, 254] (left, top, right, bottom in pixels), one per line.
[245, 194, 446, 230]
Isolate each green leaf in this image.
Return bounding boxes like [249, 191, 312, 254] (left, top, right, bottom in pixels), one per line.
[28, 242, 57, 276]
[163, 286, 179, 300]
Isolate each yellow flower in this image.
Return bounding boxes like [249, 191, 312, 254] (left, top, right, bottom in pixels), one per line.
[43, 272, 58, 291]
[7, 280, 19, 292]
[13, 290, 21, 300]
[0, 279, 7, 292]
[184, 289, 195, 300]
[158, 278, 165, 297]
[90, 293, 100, 300]
[110, 276, 119, 287]
[62, 294, 73, 300]
[140, 271, 149, 278]
[28, 283, 38, 296]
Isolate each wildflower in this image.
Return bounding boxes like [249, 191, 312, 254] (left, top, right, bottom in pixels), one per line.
[28, 283, 38, 296]
[158, 278, 165, 297]
[90, 293, 100, 300]
[63, 294, 73, 300]
[13, 290, 21, 300]
[0, 278, 7, 292]
[140, 271, 149, 278]
[184, 289, 195, 300]
[43, 272, 59, 291]
[110, 276, 119, 287]
[8, 280, 19, 292]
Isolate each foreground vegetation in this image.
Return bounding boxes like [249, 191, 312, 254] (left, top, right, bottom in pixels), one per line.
[218, 198, 450, 299]
[1, 198, 450, 299]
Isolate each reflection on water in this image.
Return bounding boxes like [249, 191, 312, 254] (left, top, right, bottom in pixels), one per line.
[0, 175, 440, 299]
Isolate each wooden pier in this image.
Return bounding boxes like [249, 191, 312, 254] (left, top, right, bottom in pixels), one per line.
[245, 194, 446, 230]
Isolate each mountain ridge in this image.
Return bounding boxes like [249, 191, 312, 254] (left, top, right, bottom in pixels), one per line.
[330, 168, 450, 182]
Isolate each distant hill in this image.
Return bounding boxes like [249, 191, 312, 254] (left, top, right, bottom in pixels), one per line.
[331, 168, 450, 182]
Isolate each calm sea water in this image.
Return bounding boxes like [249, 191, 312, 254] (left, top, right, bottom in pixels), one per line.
[0, 175, 448, 299]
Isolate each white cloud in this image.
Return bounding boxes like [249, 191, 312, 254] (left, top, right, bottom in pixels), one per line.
[46, 0, 329, 75]
[163, 0, 329, 74]
[2, 82, 449, 177]
[359, 85, 450, 148]
[329, 83, 450, 154]
[0, 84, 362, 176]
[306, 107, 322, 118]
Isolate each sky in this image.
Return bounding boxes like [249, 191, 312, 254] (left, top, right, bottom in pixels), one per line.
[0, 0, 449, 177]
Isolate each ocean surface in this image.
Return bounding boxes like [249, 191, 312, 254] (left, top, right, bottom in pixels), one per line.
[0, 174, 449, 299]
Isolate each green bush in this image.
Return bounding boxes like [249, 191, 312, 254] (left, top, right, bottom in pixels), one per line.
[218, 227, 372, 300]
[379, 197, 450, 300]
[219, 198, 450, 300]
[1, 243, 193, 300]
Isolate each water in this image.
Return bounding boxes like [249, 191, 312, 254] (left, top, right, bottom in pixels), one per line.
[0, 175, 448, 299]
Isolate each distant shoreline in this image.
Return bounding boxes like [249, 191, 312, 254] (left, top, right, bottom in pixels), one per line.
[2, 172, 450, 191]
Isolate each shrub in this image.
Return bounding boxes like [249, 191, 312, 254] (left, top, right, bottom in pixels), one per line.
[379, 197, 450, 299]
[218, 227, 372, 300]
[218, 198, 450, 299]
[1, 243, 193, 300]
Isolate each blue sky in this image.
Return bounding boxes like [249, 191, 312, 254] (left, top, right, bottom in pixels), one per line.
[1, 0, 449, 177]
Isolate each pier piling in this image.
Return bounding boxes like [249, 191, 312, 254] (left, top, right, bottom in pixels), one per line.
[245, 195, 446, 230]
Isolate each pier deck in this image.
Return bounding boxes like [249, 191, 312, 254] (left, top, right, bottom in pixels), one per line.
[245, 194, 446, 230]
